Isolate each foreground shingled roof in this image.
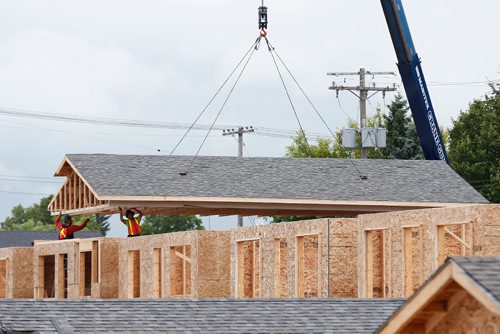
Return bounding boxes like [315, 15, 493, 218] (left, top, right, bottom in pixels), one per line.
[0, 231, 101, 248]
[377, 257, 500, 333]
[450, 256, 500, 303]
[0, 298, 405, 333]
[49, 154, 488, 217]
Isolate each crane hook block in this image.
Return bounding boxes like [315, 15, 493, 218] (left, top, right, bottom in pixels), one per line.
[258, 5, 268, 30]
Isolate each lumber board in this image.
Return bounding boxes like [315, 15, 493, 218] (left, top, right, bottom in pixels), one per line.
[365, 231, 374, 298]
[296, 236, 305, 298]
[404, 228, 413, 297]
[274, 239, 280, 298]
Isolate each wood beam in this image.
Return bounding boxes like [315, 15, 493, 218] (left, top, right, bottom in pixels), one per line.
[422, 301, 447, 313]
[366, 231, 374, 298]
[437, 225, 446, 266]
[73, 172, 77, 209]
[182, 246, 186, 295]
[404, 228, 413, 297]
[444, 227, 471, 250]
[296, 236, 305, 298]
[237, 242, 245, 298]
[377, 261, 454, 334]
[274, 239, 280, 298]
[175, 251, 192, 264]
[252, 241, 256, 298]
[425, 290, 467, 333]
[461, 224, 466, 256]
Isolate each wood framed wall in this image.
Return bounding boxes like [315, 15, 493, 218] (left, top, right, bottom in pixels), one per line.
[295, 234, 320, 298]
[364, 229, 387, 298]
[127, 250, 141, 298]
[236, 239, 260, 298]
[33, 238, 119, 299]
[230, 218, 358, 298]
[116, 231, 230, 299]
[0, 248, 34, 299]
[358, 204, 500, 298]
[170, 245, 191, 296]
[152, 248, 163, 298]
[273, 238, 288, 298]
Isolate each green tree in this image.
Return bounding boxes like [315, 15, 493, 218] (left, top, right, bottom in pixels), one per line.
[1, 195, 104, 235]
[6, 219, 57, 231]
[286, 109, 386, 160]
[94, 214, 111, 236]
[382, 93, 424, 160]
[448, 84, 500, 203]
[141, 215, 205, 235]
[1, 195, 54, 230]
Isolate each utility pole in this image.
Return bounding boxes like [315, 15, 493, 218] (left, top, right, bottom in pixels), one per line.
[328, 68, 396, 158]
[222, 126, 254, 227]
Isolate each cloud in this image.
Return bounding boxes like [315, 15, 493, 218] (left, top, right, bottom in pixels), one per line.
[0, 27, 188, 118]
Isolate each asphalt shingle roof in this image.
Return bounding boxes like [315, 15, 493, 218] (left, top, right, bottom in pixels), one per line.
[0, 298, 405, 333]
[65, 154, 488, 204]
[0, 231, 101, 248]
[451, 256, 500, 304]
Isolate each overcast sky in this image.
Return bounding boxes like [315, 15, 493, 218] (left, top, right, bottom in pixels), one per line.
[0, 0, 498, 236]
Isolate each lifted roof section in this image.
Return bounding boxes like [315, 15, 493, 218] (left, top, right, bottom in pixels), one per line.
[48, 154, 488, 217]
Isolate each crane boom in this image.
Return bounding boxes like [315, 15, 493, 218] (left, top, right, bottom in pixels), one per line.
[380, 0, 449, 163]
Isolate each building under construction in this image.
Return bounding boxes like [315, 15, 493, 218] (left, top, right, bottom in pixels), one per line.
[1, 154, 499, 333]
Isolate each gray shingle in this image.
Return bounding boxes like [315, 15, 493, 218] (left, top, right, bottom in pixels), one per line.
[0, 231, 102, 248]
[0, 298, 405, 333]
[66, 154, 487, 204]
[451, 256, 500, 303]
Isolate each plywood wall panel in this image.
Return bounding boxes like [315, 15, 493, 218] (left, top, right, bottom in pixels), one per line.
[358, 204, 500, 298]
[230, 218, 357, 298]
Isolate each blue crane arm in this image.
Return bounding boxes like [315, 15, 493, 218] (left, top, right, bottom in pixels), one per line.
[380, 0, 449, 163]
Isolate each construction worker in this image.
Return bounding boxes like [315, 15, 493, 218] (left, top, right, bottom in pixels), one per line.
[54, 212, 90, 240]
[119, 207, 143, 237]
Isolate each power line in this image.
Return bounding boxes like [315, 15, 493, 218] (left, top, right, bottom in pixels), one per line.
[1, 118, 161, 152]
[0, 107, 335, 141]
[0, 174, 54, 180]
[427, 79, 500, 86]
[0, 190, 52, 196]
[0, 178, 60, 184]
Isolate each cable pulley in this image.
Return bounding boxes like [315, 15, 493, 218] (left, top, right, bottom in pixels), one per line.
[258, 0, 268, 36]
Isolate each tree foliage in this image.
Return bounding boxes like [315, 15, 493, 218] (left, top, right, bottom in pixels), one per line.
[94, 214, 111, 236]
[448, 84, 500, 203]
[286, 110, 386, 160]
[141, 215, 204, 235]
[0, 195, 106, 235]
[382, 93, 424, 160]
[1, 196, 54, 230]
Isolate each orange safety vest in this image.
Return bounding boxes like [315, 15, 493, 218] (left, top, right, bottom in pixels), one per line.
[125, 218, 142, 236]
[59, 228, 67, 239]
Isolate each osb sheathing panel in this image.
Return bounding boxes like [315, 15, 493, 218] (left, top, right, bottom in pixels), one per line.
[33, 238, 120, 299]
[230, 218, 358, 298]
[428, 294, 500, 334]
[357, 204, 500, 298]
[0, 257, 6, 298]
[11, 248, 34, 298]
[97, 239, 120, 298]
[117, 231, 230, 299]
[0, 248, 35, 299]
